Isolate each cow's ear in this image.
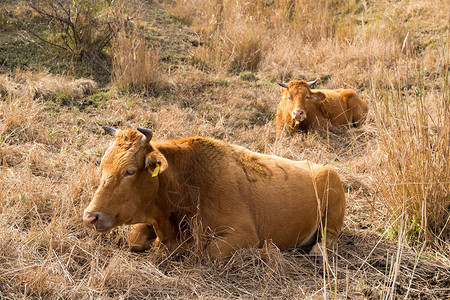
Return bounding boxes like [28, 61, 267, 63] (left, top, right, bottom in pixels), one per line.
[280, 87, 289, 101]
[311, 91, 326, 102]
[145, 152, 168, 177]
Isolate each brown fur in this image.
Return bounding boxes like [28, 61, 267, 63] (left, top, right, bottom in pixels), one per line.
[84, 129, 346, 259]
[276, 80, 369, 132]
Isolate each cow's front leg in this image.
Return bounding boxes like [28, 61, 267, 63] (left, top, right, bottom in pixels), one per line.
[128, 223, 157, 252]
[206, 226, 259, 260]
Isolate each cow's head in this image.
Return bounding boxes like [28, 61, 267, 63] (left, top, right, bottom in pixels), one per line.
[278, 80, 325, 124]
[83, 127, 167, 232]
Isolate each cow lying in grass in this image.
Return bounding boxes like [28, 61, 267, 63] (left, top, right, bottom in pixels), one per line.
[83, 127, 346, 260]
[276, 80, 368, 132]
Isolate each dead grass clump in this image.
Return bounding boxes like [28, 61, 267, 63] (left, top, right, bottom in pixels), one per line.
[190, 15, 264, 73]
[0, 94, 47, 145]
[0, 70, 98, 101]
[111, 29, 164, 94]
[70, 79, 99, 98]
[19, 71, 72, 100]
[227, 21, 264, 73]
[173, 0, 268, 73]
[0, 73, 20, 97]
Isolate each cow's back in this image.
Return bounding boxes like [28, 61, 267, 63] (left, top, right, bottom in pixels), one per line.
[318, 89, 368, 127]
[202, 146, 345, 250]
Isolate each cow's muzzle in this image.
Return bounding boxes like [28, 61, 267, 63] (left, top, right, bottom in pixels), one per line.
[83, 211, 114, 232]
[292, 109, 306, 122]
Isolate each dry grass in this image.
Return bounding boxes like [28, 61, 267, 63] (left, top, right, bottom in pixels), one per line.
[111, 29, 164, 94]
[373, 75, 449, 247]
[0, 0, 449, 298]
[0, 70, 97, 101]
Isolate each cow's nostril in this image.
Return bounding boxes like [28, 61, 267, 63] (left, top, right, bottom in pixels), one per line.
[82, 211, 113, 232]
[292, 110, 305, 120]
[83, 213, 99, 225]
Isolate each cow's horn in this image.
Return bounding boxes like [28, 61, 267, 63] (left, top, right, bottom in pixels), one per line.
[278, 82, 288, 88]
[307, 79, 318, 87]
[137, 127, 153, 144]
[102, 126, 117, 136]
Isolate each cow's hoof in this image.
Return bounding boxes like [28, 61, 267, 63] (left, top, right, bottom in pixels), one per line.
[309, 243, 324, 257]
[128, 224, 157, 252]
[311, 255, 323, 265]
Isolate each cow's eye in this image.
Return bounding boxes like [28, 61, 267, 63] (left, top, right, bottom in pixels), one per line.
[124, 169, 136, 177]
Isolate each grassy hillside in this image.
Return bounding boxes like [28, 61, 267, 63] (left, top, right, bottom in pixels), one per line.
[0, 0, 449, 298]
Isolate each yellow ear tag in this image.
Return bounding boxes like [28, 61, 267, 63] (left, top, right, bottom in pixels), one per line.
[152, 163, 160, 177]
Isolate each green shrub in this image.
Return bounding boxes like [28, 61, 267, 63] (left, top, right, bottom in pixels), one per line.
[28, 0, 126, 59]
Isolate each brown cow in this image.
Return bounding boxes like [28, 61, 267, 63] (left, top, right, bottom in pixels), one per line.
[83, 127, 346, 259]
[276, 80, 368, 132]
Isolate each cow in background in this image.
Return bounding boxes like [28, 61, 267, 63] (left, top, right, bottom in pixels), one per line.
[276, 80, 368, 132]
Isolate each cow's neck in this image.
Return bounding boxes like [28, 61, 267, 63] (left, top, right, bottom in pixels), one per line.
[154, 138, 222, 217]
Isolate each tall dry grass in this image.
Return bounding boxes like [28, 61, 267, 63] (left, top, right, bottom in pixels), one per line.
[173, 0, 449, 91]
[173, 0, 272, 73]
[372, 70, 449, 247]
[111, 29, 164, 94]
[172, 0, 383, 78]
